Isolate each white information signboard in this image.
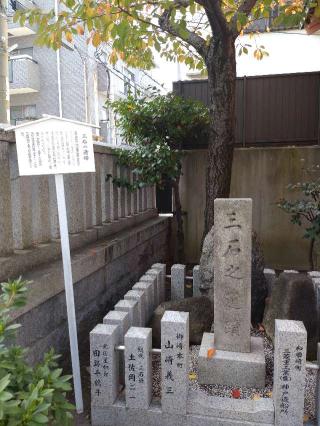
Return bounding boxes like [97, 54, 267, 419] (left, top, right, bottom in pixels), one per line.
[15, 117, 95, 176]
[7, 116, 98, 414]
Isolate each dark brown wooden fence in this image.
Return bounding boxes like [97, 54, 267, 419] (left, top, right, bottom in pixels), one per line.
[173, 72, 320, 147]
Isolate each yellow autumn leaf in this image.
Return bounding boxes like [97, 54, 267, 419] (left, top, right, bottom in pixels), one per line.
[254, 49, 263, 60]
[65, 31, 73, 43]
[189, 372, 197, 380]
[252, 394, 261, 400]
[109, 50, 118, 65]
[86, 7, 95, 17]
[92, 32, 101, 47]
[76, 25, 84, 36]
[266, 391, 273, 398]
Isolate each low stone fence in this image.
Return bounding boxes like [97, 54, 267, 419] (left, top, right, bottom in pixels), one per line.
[90, 264, 319, 426]
[0, 131, 156, 281]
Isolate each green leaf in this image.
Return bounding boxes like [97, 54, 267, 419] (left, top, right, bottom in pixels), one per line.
[0, 390, 13, 401]
[0, 374, 10, 392]
[33, 413, 49, 423]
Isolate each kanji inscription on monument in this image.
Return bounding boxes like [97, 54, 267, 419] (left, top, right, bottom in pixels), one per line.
[161, 311, 189, 414]
[273, 320, 307, 426]
[214, 198, 252, 353]
[14, 118, 95, 176]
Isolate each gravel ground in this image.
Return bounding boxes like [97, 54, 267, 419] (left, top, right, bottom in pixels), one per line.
[152, 328, 317, 421]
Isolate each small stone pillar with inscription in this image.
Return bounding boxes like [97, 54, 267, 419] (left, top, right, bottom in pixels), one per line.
[147, 268, 163, 304]
[140, 274, 158, 309]
[193, 265, 201, 297]
[161, 311, 189, 415]
[152, 263, 166, 303]
[90, 324, 120, 407]
[124, 290, 147, 327]
[114, 299, 139, 327]
[273, 320, 307, 426]
[103, 310, 130, 344]
[198, 198, 265, 388]
[124, 327, 152, 409]
[171, 264, 186, 300]
[133, 281, 154, 321]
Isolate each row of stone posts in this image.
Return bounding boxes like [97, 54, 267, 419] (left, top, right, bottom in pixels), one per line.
[91, 263, 310, 426]
[0, 139, 156, 256]
[90, 261, 191, 424]
[90, 264, 166, 405]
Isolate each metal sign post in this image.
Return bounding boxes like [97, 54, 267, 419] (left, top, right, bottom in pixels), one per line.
[7, 116, 97, 414]
[55, 173, 83, 413]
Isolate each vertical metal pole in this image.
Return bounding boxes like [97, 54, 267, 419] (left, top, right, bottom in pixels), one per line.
[55, 173, 83, 414]
[0, 0, 9, 125]
[317, 342, 320, 426]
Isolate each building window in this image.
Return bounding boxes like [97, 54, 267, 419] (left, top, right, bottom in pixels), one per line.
[10, 104, 36, 125]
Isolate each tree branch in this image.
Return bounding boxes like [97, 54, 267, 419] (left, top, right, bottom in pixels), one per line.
[195, 0, 230, 37]
[158, 5, 208, 58]
[237, 0, 259, 16]
[231, 0, 258, 34]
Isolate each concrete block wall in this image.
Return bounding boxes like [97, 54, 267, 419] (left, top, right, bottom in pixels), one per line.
[179, 145, 320, 270]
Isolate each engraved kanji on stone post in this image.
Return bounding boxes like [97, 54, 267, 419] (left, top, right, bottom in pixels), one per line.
[161, 311, 189, 415]
[90, 324, 120, 407]
[273, 320, 307, 426]
[124, 327, 152, 409]
[214, 198, 252, 353]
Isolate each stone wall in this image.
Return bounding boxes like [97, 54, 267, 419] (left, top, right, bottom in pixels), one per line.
[0, 131, 156, 266]
[179, 145, 320, 269]
[0, 131, 170, 364]
[13, 216, 169, 365]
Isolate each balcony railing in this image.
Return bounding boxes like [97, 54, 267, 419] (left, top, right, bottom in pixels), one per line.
[9, 56, 40, 94]
[8, 0, 36, 36]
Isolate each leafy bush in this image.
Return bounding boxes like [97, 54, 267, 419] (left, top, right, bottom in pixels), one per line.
[0, 277, 74, 425]
[277, 165, 320, 270]
[108, 91, 209, 262]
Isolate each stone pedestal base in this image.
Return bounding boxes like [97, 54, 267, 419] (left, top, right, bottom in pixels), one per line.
[198, 333, 266, 388]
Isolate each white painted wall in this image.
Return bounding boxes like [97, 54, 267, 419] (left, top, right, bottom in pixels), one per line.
[236, 30, 320, 77]
[153, 30, 320, 91]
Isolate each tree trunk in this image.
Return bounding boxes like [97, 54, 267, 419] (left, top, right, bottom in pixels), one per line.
[309, 237, 315, 271]
[203, 35, 237, 238]
[172, 175, 185, 263]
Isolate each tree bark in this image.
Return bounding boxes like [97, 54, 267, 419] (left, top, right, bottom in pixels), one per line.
[172, 175, 185, 263]
[309, 237, 315, 271]
[203, 34, 237, 238]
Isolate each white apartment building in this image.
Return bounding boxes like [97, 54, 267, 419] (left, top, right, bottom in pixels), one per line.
[7, 0, 164, 145]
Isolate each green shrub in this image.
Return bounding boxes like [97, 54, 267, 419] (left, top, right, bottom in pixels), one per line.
[0, 277, 74, 425]
[107, 91, 209, 262]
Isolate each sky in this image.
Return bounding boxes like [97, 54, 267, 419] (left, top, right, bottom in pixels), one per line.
[150, 30, 320, 93]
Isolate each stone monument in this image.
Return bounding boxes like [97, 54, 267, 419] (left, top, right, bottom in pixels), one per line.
[198, 198, 266, 388]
